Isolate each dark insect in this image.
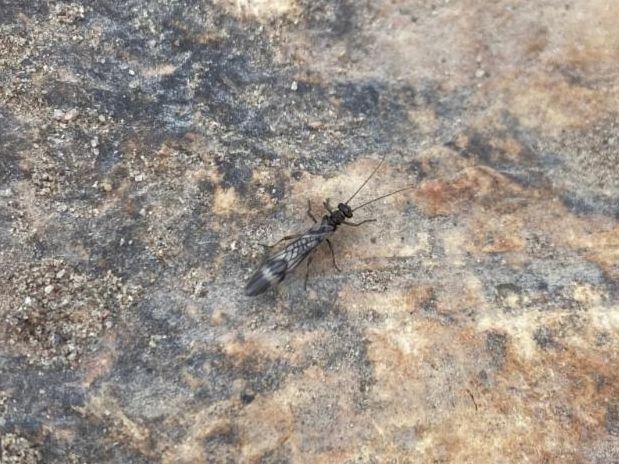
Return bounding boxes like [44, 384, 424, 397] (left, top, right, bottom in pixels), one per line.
[245, 156, 414, 296]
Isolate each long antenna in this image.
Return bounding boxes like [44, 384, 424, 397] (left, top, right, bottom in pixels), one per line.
[345, 154, 386, 205]
[352, 185, 415, 212]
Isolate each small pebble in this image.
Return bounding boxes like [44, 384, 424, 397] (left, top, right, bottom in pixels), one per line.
[63, 108, 80, 122]
[194, 281, 208, 297]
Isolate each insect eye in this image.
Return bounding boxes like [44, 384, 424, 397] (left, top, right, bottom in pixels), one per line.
[338, 203, 353, 218]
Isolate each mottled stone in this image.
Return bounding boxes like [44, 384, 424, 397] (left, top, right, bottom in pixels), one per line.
[0, 0, 617, 462]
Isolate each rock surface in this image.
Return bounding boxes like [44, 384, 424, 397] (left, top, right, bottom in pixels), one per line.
[0, 1, 618, 462]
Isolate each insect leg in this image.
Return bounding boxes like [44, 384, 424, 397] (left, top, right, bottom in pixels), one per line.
[343, 219, 377, 227]
[304, 252, 315, 291]
[307, 199, 317, 223]
[325, 238, 341, 272]
[260, 234, 302, 249]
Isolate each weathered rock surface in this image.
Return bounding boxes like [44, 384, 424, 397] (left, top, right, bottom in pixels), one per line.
[0, 1, 617, 462]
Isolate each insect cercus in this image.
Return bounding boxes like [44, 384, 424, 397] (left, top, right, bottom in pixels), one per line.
[245, 155, 413, 296]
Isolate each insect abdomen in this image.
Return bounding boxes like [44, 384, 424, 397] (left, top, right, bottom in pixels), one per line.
[244, 258, 287, 296]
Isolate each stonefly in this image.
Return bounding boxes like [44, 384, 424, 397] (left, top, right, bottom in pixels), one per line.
[245, 156, 413, 296]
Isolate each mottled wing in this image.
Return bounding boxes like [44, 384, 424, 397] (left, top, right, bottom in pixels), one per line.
[273, 234, 323, 271]
[244, 258, 288, 297]
[245, 224, 334, 296]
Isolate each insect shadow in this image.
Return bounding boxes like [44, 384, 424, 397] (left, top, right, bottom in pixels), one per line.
[245, 156, 413, 296]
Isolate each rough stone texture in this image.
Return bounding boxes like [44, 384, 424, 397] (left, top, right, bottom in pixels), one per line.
[0, 1, 618, 462]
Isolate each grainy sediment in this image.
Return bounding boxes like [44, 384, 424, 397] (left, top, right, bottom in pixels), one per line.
[0, 1, 617, 462]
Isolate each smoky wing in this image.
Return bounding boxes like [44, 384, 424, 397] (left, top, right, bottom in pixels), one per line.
[271, 229, 329, 272]
[245, 224, 334, 296]
[245, 257, 288, 296]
